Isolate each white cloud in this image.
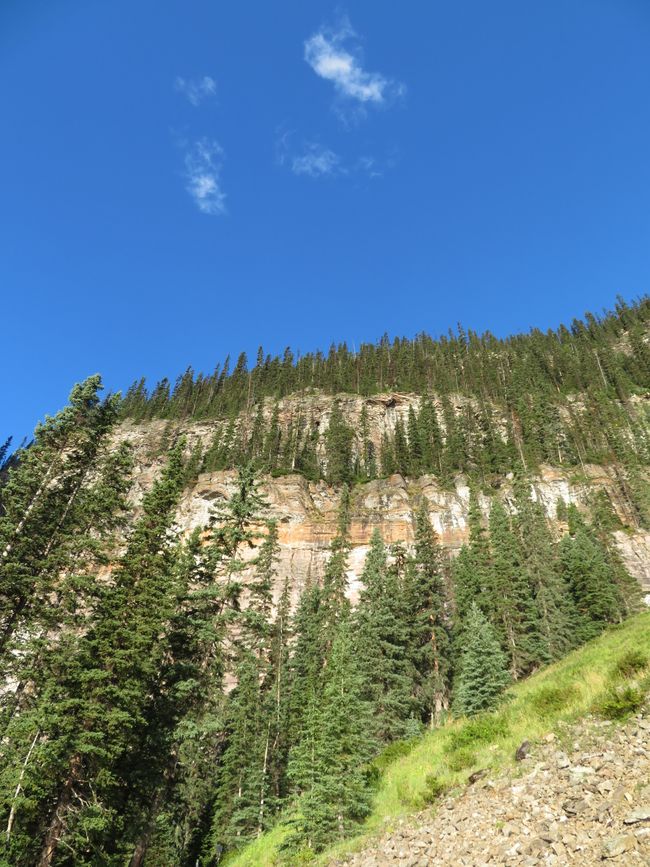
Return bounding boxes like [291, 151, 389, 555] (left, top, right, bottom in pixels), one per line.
[175, 75, 217, 106]
[184, 139, 226, 215]
[292, 143, 342, 177]
[304, 18, 403, 107]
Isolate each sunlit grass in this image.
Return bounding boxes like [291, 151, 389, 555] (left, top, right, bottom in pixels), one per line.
[227, 610, 650, 866]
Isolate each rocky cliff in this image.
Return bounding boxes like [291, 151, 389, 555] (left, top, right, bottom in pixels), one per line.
[113, 392, 650, 607]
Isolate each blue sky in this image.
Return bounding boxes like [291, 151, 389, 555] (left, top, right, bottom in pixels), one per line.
[2, 0, 650, 441]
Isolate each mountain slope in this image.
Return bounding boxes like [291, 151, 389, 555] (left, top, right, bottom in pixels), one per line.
[1, 300, 649, 865]
[226, 611, 650, 866]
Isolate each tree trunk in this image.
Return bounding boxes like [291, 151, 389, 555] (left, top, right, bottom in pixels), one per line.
[129, 788, 164, 867]
[37, 754, 83, 867]
[5, 730, 41, 842]
[257, 721, 272, 836]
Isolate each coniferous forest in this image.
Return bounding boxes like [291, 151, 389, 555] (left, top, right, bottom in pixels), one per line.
[0, 299, 648, 865]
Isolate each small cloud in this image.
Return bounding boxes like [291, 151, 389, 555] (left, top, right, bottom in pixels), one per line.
[274, 126, 295, 167]
[356, 156, 383, 179]
[292, 143, 342, 178]
[175, 75, 217, 106]
[276, 128, 393, 182]
[184, 139, 226, 215]
[304, 17, 404, 110]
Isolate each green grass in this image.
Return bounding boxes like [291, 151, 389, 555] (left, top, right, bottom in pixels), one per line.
[227, 611, 650, 867]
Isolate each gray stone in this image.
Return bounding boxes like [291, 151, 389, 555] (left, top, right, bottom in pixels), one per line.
[601, 834, 636, 858]
[623, 807, 650, 824]
[554, 752, 570, 769]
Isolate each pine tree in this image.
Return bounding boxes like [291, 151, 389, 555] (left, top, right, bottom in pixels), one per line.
[451, 487, 492, 621]
[319, 486, 352, 651]
[513, 482, 579, 661]
[0, 376, 119, 655]
[393, 418, 410, 475]
[380, 432, 396, 476]
[0, 440, 187, 866]
[588, 490, 643, 616]
[407, 405, 422, 477]
[209, 650, 267, 849]
[418, 394, 443, 475]
[486, 498, 542, 678]
[359, 405, 377, 480]
[452, 603, 510, 716]
[288, 618, 375, 853]
[264, 573, 293, 810]
[404, 502, 452, 727]
[324, 401, 353, 485]
[242, 520, 279, 656]
[354, 529, 413, 741]
[559, 506, 622, 639]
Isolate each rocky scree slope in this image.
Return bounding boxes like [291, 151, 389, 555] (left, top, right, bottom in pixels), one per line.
[334, 707, 650, 866]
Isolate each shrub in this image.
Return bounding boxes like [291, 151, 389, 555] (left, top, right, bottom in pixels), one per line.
[446, 713, 510, 752]
[372, 738, 419, 774]
[595, 685, 644, 720]
[612, 649, 648, 680]
[530, 684, 578, 716]
[420, 774, 448, 805]
[288, 848, 317, 864]
[446, 747, 477, 772]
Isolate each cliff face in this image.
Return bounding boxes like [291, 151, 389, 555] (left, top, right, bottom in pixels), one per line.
[113, 392, 650, 607]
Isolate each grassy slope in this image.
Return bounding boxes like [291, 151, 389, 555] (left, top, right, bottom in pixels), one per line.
[226, 611, 650, 866]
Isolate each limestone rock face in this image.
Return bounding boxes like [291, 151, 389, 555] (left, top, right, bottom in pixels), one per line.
[113, 391, 650, 605]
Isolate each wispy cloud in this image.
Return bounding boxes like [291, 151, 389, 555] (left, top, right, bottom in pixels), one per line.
[276, 131, 392, 181]
[356, 155, 384, 179]
[184, 139, 226, 215]
[291, 143, 342, 178]
[175, 75, 217, 106]
[304, 17, 404, 110]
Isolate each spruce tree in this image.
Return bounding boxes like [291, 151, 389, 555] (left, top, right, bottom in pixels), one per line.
[324, 401, 353, 485]
[452, 603, 511, 716]
[0, 376, 119, 655]
[404, 502, 452, 727]
[513, 483, 579, 661]
[486, 498, 542, 678]
[288, 618, 375, 853]
[559, 506, 622, 639]
[0, 440, 186, 866]
[354, 529, 413, 741]
[418, 394, 443, 476]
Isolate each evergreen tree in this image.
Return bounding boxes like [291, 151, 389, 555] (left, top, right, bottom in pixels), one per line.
[452, 603, 510, 716]
[393, 418, 410, 475]
[407, 405, 422, 476]
[486, 498, 542, 678]
[0, 440, 186, 866]
[324, 401, 354, 485]
[404, 502, 452, 726]
[319, 486, 352, 651]
[358, 405, 377, 480]
[354, 529, 413, 741]
[288, 618, 375, 853]
[559, 506, 622, 639]
[209, 651, 267, 849]
[0, 376, 119, 655]
[513, 483, 579, 661]
[418, 394, 443, 475]
[451, 487, 492, 622]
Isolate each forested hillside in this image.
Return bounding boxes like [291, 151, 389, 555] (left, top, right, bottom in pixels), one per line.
[0, 299, 648, 865]
[120, 296, 650, 496]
